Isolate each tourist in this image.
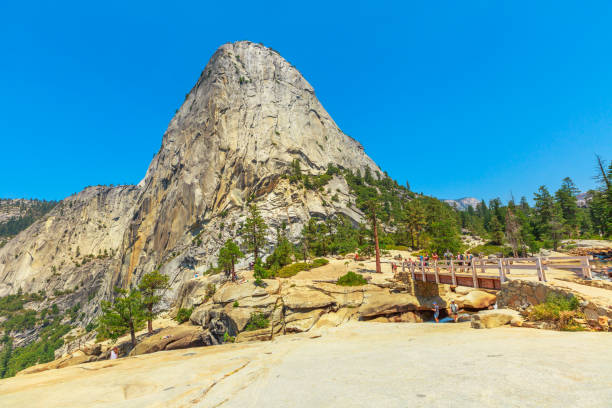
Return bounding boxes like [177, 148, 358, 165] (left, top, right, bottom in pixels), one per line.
[450, 299, 459, 323]
[110, 346, 119, 360]
[432, 302, 440, 323]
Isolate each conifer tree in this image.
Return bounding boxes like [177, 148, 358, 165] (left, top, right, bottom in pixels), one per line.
[138, 270, 170, 334]
[242, 204, 268, 261]
[98, 289, 146, 348]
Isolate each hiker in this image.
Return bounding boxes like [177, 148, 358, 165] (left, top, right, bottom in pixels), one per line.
[432, 253, 439, 262]
[432, 302, 440, 323]
[450, 299, 459, 322]
[110, 346, 119, 360]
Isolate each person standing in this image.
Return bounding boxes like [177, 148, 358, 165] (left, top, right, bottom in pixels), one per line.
[432, 302, 440, 323]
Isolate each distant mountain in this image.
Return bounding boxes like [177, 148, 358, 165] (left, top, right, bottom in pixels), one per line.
[0, 199, 57, 242]
[443, 197, 480, 211]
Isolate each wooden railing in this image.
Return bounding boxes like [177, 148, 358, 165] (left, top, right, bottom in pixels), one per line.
[395, 256, 593, 290]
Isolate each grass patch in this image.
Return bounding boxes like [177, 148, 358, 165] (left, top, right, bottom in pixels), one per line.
[244, 312, 269, 331]
[336, 271, 367, 286]
[275, 258, 329, 278]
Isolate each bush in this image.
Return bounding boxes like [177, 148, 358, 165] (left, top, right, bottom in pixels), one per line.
[529, 293, 581, 324]
[336, 272, 367, 286]
[175, 308, 193, 324]
[233, 301, 239, 308]
[244, 312, 269, 331]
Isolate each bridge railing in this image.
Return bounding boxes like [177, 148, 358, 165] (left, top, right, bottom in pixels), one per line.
[395, 255, 593, 289]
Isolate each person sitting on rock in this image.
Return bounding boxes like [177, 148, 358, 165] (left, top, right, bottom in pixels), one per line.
[110, 346, 119, 360]
[450, 299, 459, 323]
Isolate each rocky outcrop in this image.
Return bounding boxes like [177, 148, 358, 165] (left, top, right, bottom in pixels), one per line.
[129, 325, 207, 356]
[470, 309, 523, 329]
[497, 279, 612, 331]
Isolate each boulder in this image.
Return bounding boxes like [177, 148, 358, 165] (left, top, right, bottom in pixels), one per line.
[212, 283, 267, 304]
[283, 287, 335, 310]
[358, 291, 420, 318]
[462, 290, 497, 309]
[471, 309, 522, 329]
[235, 328, 272, 343]
[129, 325, 205, 356]
[313, 308, 359, 329]
[189, 303, 215, 326]
[285, 309, 325, 332]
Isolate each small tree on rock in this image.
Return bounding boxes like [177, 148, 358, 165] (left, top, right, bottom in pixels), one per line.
[97, 289, 146, 348]
[138, 270, 170, 334]
[218, 239, 244, 275]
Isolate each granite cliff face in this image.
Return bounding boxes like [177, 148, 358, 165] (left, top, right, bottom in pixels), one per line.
[0, 41, 380, 312]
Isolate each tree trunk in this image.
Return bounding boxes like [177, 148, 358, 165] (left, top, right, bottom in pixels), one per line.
[147, 305, 153, 334]
[373, 216, 381, 274]
[129, 322, 136, 348]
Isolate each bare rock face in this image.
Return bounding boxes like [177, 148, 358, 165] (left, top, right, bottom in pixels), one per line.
[0, 41, 381, 324]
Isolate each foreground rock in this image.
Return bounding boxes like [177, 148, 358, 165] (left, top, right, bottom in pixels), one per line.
[2, 322, 611, 407]
[470, 309, 523, 329]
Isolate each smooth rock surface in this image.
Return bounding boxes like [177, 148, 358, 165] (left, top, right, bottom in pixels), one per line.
[2, 322, 611, 407]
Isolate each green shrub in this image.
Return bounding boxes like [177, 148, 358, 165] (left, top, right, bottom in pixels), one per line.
[233, 301, 239, 308]
[529, 293, 580, 323]
[223, 331, 235, 343]
[85, 322, 97, 333]
[336, 271, 367, 286]
[244, 312, 269, 331]
[174, 308, 193, 324]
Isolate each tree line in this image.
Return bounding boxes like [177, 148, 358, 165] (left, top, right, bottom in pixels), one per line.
[458, 155, 611, 255]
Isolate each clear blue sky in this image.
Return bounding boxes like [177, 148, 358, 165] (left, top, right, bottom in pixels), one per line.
[1, 1, 611, 203]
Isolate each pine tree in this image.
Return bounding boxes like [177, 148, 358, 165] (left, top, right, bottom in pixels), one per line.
[97, 289, 146, 347]
[218, 239, 244, 275]
[138, 270, 170, 334]
[555, 177, 579, 236]
[365, 198, 382, 273]
[533, 186, 554, 239]
[489, 216, 504, 245]
[242, 204, 268, 261]
[404, 200, 426, 249]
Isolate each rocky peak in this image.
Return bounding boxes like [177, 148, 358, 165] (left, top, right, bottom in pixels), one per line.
[0, 40, 382, 318]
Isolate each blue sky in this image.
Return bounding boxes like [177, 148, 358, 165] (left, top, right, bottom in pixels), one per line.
[1, 1, 611, 203]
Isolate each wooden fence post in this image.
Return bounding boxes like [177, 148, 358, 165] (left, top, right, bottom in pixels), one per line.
[410, 261, 415, 281]
[498, 259, 505, 283]
[536, 257, 545, 282]
[450, 259, 457, 285]
[421, 261, 426, 282]
[480, 258, 485, 275]
[582, 257, 592, 279]
[434, 260, 440, 284]
[471, 261, 479, 288]
[402, 260, 405, 273]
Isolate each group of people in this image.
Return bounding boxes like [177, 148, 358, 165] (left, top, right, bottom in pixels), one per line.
[415, 252, 476, 266]
[432, 299, 460, 323]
